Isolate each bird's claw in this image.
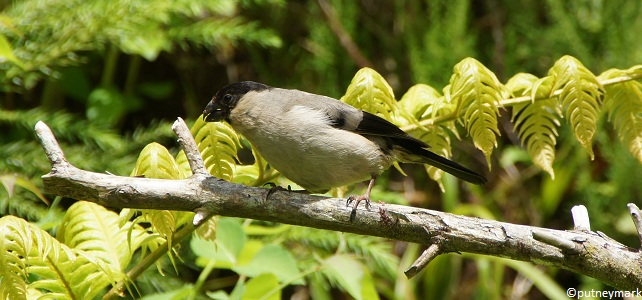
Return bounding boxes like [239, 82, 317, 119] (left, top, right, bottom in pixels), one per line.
[264, 183, 291, 200]
[347, 194, 372, 222]
[346, 194, 371, 209]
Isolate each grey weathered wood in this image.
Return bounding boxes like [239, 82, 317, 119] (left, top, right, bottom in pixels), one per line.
[34, 120, 642, 289]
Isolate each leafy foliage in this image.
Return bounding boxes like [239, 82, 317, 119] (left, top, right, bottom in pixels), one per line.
[0, 202, 159, 299]
[3, 0, 642, 297]
[549, 55, 604, 159]
[448, 58, 506, 166]
[0, 0, 282, 90]
[599, 67, 642, 163]
[340, 67, 398, 120]
[507, 73, 561, 178]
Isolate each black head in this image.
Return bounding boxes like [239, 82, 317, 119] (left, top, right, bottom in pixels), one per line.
[203, 81, 271, 122]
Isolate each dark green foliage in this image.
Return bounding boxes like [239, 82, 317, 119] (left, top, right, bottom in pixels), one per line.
[2, 0, 642, 298]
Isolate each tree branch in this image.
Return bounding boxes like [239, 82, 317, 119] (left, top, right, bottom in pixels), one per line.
[35, 120, 642, 290]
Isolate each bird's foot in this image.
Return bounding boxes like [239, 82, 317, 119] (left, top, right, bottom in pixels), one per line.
[263, 183, 292, 200]
[346, 194, 372, 210]
[346, 194, 372, 222]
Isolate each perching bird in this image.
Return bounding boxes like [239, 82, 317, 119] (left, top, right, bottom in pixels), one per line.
[203, 81, 486, 210]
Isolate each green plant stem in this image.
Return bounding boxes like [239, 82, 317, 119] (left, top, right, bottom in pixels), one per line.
[101, 46, 120, 87]
[102, 222, 200, 300]
[400, 73, 642, 132]
[189, 259, 217, 300]
[124, 55, 142, 97]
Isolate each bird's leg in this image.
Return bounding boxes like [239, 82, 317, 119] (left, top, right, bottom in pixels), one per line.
[346, 175, 377, 211]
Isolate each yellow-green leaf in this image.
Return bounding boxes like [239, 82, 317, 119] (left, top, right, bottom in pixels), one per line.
[449, 57, 505, 166]
[600, 68, 642, 163]
[341, 67, 397, 120]
[507, 74, 562, 178]
[549, 55, 604, 159]
[131, 142, 184, 179]
[192, 117, 240, 181]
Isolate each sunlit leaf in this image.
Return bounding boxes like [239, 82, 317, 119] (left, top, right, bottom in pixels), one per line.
[242, 273, 280, 300]
[341, 67, 397, 121]
[600, 68, 642, 163]
[322, 254, 379, 300]
[549, 55, 604, 159]
[192, 117, 240, 181]
[449, 57, 505, 166]
[507, 74, 562, 178]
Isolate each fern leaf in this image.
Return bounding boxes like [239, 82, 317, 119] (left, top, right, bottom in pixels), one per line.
[0, 216, 29, 300]
[600, 69, 642, 162]
[56, 202, 148, 272]
[449, 57, 505, 166]
[549, 55, 604, 159]
[191, 117, 240, 181]
[149, 210, 176, 246]
[340, 67, 398, 121]
[398, 84, 458, 190]
[505, 73, 554, 100]
[507, 74, 562, 178]
[0, 214, 115, 299]
[131, 142, 185, 179]
[195, 216, 219, 242]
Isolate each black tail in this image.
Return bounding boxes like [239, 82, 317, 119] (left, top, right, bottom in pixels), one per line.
[415, 148, 487, 184]
[393, 137, 487, 185]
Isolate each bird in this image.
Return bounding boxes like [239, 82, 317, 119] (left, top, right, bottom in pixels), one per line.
[202, 81, 486, 212]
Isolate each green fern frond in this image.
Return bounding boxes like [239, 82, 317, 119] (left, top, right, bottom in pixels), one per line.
[398, 84, 458, 190]
[341, 68, 398, 121]
[149, 210, 177, 246]
[56, 201, 149, 272]
[449, 57, 506, 166]
[600, 69, 642, 163]
[169, 18, 282, 49]
[195, 216, 219, 242]
[507, 74, 562, 178]
[233, 145, 281, 187]
[192, 117, 240, 181]
[0, 214, 115, 299]
[131, 142, 185, 179]
[549, 55, 604, 159]
[0, 216, 29, 300]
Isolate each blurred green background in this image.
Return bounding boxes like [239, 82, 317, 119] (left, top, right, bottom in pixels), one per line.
[2, 0, 642, 298]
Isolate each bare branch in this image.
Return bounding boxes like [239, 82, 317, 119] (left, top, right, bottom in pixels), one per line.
[35, 120, 642, 290]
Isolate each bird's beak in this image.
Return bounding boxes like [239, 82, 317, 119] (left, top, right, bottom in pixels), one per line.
[203, 99, 224, 122]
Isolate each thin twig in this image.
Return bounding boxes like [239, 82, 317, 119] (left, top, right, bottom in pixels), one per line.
[532, 230, 579, 253]
[34, 121, 70, 168]
[317, 0, 373, 68]
[571, 205, 591, 231]
[404, 242, 442, 279]
[172, 117, 208, 176]
[627, 203, 642, 250]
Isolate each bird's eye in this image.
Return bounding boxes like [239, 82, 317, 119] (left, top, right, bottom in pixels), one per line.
[223, 94, 232, 102]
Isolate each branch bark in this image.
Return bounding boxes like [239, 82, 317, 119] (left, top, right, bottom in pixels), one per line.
[35, 120, 642, 290]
